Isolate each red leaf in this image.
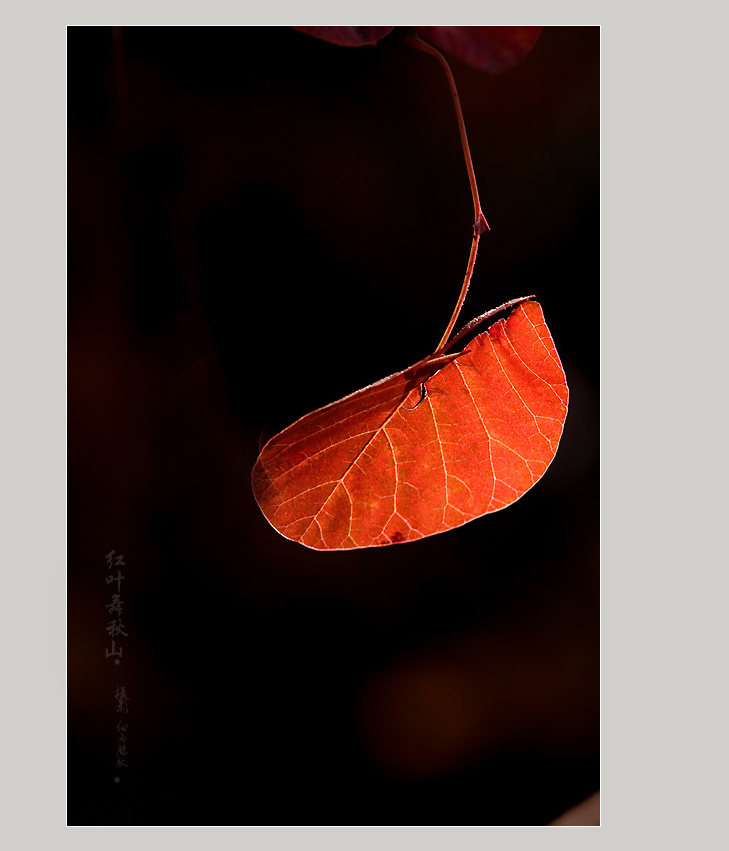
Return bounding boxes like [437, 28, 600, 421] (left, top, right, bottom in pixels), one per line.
[292, 26, 395, 47]
[252, 301, 568, 550]
[415, 26, 543, 73]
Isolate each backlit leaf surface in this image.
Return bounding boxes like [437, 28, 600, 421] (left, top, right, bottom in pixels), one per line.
[252, 301, 567, 550]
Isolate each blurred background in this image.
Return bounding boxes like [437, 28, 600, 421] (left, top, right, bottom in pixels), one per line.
[68, 26, 599, 826]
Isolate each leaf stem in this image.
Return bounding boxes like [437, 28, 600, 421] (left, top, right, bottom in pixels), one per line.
[406, 34, 490, 354]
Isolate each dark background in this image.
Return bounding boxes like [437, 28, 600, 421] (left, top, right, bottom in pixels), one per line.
[68, 26, 599, 826]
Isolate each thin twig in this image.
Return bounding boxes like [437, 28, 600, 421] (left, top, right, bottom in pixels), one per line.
[406, 35, 490, 353]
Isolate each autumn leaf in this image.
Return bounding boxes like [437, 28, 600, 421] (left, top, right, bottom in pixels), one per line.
[291, 26, 395, 47]
[255, 31, 566, 551]
[252, 300, 568, 551]
[415, 26, 543, 74]
[292, 26, 543, 74]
